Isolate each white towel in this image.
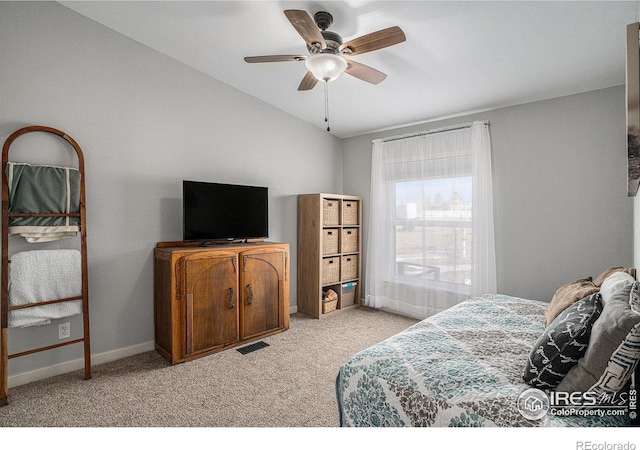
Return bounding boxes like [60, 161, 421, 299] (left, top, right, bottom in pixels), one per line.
[8, 249, 83, 328]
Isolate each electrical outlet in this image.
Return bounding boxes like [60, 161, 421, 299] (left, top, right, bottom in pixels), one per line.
[59, 322, 70, 339]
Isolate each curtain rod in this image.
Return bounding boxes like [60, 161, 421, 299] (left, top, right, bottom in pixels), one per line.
[377, 121, 489, 143]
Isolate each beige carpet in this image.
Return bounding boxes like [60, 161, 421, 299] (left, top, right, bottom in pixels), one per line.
[0, 307, 418, 427]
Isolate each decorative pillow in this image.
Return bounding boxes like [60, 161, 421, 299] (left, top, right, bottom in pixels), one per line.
[524, 293, 602, 388]
[599, 271, 635, 306]
[557, 272, 640, 393]
[544, 277, 599, 326]
[593, 266, 636, 287]
[587, 281, 640, 400]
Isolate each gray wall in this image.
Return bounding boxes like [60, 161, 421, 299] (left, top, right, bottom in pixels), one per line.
[0, 2, 343, 381]
[344, 86, 634, 303]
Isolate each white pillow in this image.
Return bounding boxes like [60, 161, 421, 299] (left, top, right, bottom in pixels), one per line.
[599, 271, 635, 306]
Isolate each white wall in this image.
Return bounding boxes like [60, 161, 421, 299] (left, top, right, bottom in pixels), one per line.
[0, 2, 343, 382]
[344, 86, 634, 304]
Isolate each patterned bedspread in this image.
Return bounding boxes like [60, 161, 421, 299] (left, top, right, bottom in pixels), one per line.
[336, 294, 628, 427]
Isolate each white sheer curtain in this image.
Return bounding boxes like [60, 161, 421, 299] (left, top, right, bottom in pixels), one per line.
[365, 121, 496, 319]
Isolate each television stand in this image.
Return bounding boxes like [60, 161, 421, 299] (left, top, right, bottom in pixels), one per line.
[153, 240, 289, 363]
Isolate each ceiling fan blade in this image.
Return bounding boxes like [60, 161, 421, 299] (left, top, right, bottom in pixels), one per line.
[244, 55, 306, 63]
[340, 26, 406, 56]
[284, 10, 326, 50]
[345, 60, 387, 85]
[298, 71, 319, 91]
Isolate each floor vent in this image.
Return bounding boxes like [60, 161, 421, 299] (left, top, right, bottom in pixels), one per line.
[236, 341, 269, 355]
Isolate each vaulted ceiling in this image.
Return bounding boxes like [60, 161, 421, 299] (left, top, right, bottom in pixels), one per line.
[62, 1, 640, 138]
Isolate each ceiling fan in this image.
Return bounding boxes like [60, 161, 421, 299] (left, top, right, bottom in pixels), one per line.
[244, 9, 406, 91]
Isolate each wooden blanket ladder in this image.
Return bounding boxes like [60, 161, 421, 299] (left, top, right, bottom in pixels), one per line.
[0, 125, 91, 406]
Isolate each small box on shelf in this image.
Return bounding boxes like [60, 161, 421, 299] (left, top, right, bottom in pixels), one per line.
[322, 228, 339, 255]
[341, 282, 357, 307]
[323, 199, 340, 225]
[341, 254, 358, 280]
[322, 299, 338, 314]
[322, 288, 339, 314]
[341, 228, 358, 253]
[322, 257, 340, 285]
[342, 200, 359, 225]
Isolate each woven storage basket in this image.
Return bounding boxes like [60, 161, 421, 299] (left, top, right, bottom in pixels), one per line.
[341, 255, 358, 280]
[342, 200, 359, 225]
[341, 228, 358, 253]
[322, 298, 338, 314]
[322, 257, 340, 285]
[323, 199, 340, 225]
[322, 300, 338, 314]
[322, 228, 339, 255]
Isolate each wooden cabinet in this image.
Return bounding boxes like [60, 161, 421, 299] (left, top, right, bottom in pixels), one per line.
[154, 241, 289, 364]
[297, 194, 361, 318]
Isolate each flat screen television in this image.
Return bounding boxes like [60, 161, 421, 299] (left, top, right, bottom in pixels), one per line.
[183, 180, 268, 242]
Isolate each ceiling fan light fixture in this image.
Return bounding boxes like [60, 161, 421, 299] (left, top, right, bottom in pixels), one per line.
[305, 53, 347, 82]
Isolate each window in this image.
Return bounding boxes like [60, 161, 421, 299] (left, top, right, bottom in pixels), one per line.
[365, 121, 495, 319]
[394, 176, 472, 288]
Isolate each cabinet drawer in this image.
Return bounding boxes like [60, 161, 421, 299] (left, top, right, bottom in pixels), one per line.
[341, 254, 358, 280]
[322, 256, 340, 285]
[341, 228, 358, 253]
[323, 199, 340, 225]
[322, 228, 339, 255]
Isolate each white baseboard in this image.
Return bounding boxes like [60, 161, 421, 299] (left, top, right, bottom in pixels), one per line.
[9, 306, 300, 388]
[8, 341, 155, 388]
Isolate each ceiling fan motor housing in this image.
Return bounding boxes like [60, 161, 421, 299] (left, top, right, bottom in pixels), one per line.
[307, 12, 343, 54]
[309, 31, 341, 54]
[314, 11, 333, 30]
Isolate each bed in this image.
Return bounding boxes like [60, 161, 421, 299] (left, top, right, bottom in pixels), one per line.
[336, 286, 640, 427]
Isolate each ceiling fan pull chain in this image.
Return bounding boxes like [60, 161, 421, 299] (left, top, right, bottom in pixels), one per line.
[324, 81, 330, 132]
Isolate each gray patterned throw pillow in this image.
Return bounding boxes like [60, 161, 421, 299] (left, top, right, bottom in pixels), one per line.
[587, 281, 640, 399]
[524, 293, 603, 389]
[558, 272, 639, 393]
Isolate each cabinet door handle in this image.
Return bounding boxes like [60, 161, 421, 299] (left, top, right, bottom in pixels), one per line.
[228, 287, 235, 309]
[246, 284, 253, 305]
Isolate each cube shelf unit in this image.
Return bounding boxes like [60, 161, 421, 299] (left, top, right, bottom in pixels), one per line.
[297, 193, 362, 318]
